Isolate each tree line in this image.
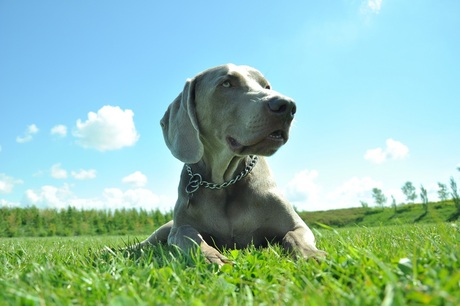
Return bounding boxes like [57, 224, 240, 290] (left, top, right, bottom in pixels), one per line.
[0, 206, 172, 238]
[363, 167, 460, 220]
[2, 168, 459, 238]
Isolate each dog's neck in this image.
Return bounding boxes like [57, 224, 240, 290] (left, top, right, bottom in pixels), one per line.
[196, 153, 251, 184]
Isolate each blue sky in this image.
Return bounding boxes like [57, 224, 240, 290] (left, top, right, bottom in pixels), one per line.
[1, 1, 459, 212]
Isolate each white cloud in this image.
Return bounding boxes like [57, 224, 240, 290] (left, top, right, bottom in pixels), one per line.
[50, 163, 68, 179]
[21, 184, 174, 211]
[365, 138, 409, 164]
[328, 176, 383, 208]
[284, 169, 321, 210]
[386, 138, 409, 159]
[22, 184, 74, 209]
[0, 173, 23, 194]
[71, 169, 97, 180]
[368, 0, 382, 13]
[102, 187, 161, 210]
[282, 170, 394, 211]
[0, 199, 20, 207]
[50, 165, 96, 180]
[50, 124, 67, 137]
[361, 0, 382, 14]
[364, 147, 386, 164]
[122, 171, 148, 188]
[16, 124, 39, 143]
[73, 105, 140, 151]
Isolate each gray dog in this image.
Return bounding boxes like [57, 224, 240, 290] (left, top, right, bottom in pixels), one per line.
[138, 64, 325, 266]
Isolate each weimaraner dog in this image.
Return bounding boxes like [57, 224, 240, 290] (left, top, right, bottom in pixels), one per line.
[139, 64, 325, 266]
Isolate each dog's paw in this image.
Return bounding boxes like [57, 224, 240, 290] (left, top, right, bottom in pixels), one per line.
[304, 249, 328, 261]
[202, 247, 234, 267]
[286, 243, 327, 261]
[292, 247, 328, 263]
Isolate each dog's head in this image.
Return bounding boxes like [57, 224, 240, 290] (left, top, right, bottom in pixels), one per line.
[161, 64, 296, 164]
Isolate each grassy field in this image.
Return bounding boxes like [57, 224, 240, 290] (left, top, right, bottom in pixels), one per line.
[1, 223, 459, 305]
[300, 201, 459, 228]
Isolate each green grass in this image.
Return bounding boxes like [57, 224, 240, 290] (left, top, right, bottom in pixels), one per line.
[1, 223, 459, 305]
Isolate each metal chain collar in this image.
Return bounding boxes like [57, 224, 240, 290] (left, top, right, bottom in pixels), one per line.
[185, 155, 259, 194]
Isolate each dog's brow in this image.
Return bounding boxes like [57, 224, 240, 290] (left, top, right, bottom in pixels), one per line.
[214, 73, 245, 86]
[246, 70, 267, 85]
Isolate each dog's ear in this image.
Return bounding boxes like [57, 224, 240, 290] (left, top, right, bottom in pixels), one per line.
[160, 78, 204, 164]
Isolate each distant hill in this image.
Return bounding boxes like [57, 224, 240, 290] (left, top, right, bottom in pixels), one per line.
[298, 200, 459, 228]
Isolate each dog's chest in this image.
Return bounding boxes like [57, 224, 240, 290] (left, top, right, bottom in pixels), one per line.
[203, 188, 267, 245]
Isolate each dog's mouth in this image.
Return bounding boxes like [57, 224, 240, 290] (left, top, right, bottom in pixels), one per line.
[266, 130, 285, 141]
[227, 129, 288, 155]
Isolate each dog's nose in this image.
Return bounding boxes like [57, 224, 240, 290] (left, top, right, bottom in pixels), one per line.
[268, 97, 296, 117]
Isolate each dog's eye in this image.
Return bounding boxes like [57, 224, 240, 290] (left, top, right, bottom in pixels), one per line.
[264, 84, 271, 90]
[222, 80, 232, 88]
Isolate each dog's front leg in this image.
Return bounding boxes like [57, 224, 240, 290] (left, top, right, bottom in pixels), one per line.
[282, 226, 327, 260]
[138, 220, 173, 247]
[168, 225, 231, 266]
